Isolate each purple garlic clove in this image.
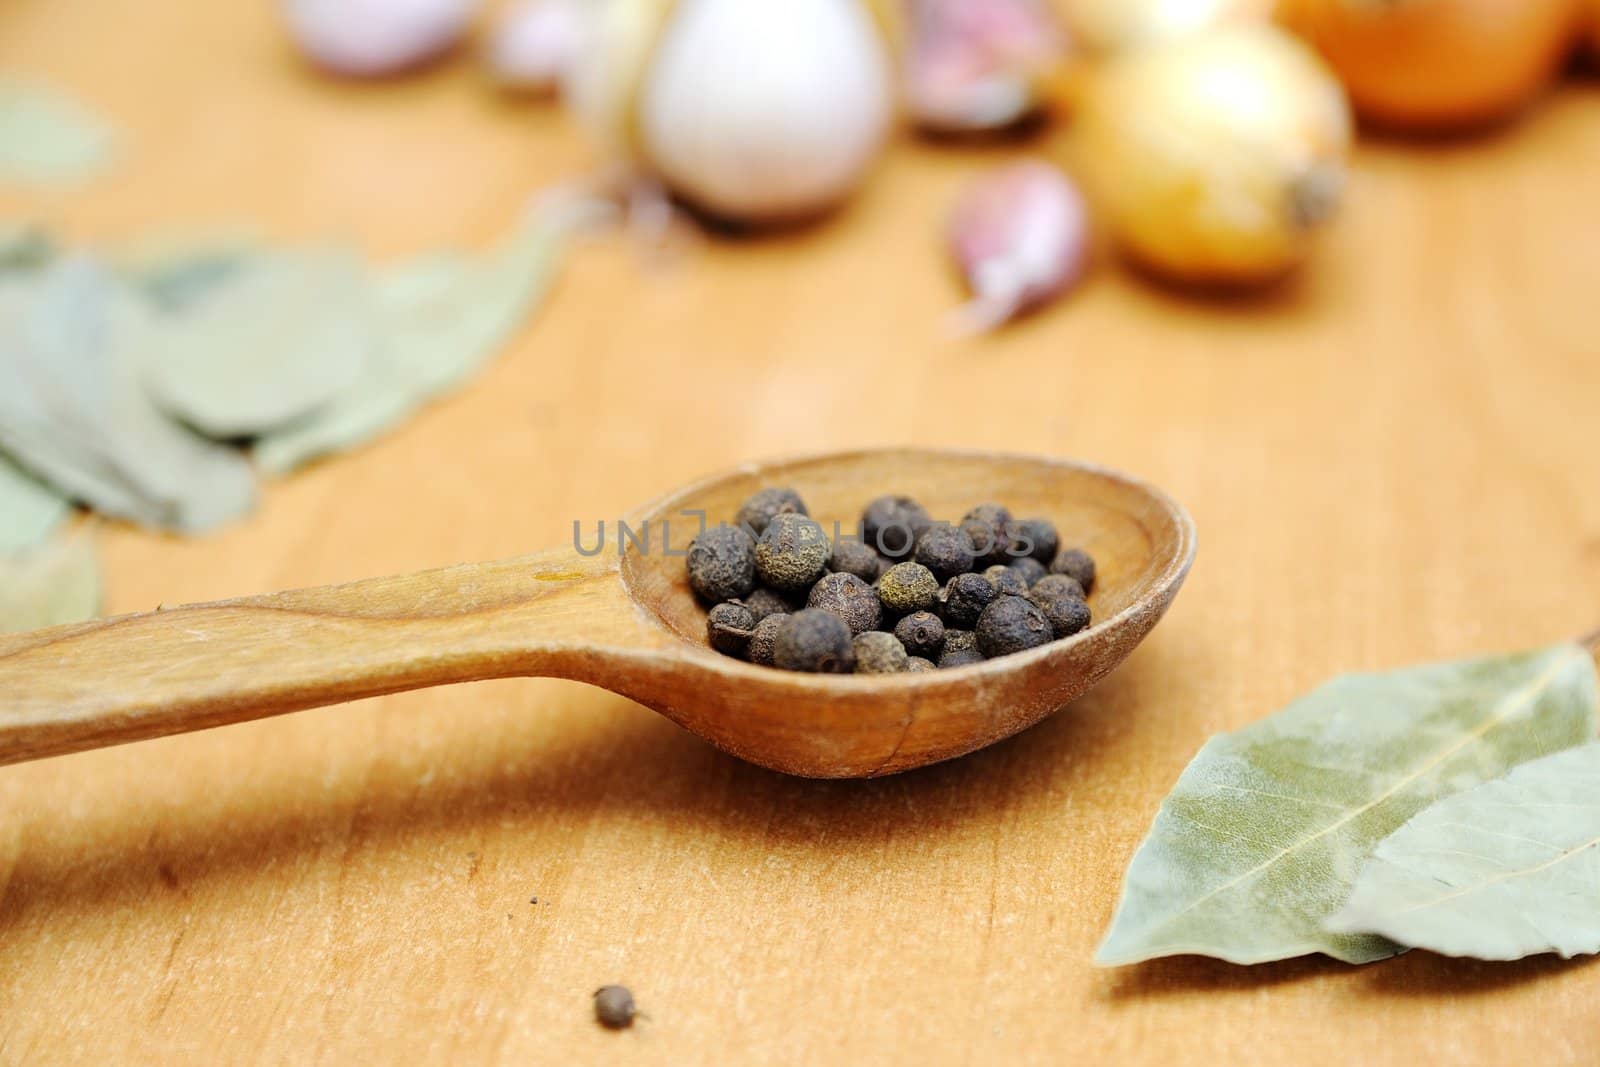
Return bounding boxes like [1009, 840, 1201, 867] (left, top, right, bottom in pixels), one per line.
[282, 0, 477, 78]
[904, 0, 1068, 132]
[488, 0, 586, 94]
[948, 160, 1091, 334]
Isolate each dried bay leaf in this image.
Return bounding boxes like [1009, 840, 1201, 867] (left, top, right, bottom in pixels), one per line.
[0, 256, 257, 532]
[0, 531, 101, 634]
[1096, 644, 1600, 967]
[0, 450, 69, 553]
[116, 230, 260, 311]
[255, 200, 595, 474]
[140, 247, 373, 438]
[0, 82, 114, 185]
[1326, 741, 1600, 961]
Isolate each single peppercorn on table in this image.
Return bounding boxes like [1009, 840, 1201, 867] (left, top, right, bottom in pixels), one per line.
[5, 3, 1600, 1064]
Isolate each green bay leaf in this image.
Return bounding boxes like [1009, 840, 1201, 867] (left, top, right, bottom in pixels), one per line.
[1096, 644, 1600, 967]
[0, 82, 115, 185]
[0, 450, 69, 553]
[0, 531, 101, 634]
[139, 247, 372, 438]
[1326, 740, 1600, 961]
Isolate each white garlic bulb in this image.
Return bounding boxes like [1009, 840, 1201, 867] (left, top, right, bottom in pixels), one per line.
[569, 0, 895, 223]
[283, 0, 478, 77]
[1078, 24, 1350, 286]
[1067, 0, 1277, 57]
[489, 0, 586, 93]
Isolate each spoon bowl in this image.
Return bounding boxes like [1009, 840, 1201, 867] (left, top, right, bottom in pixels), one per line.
[0, 449, 1195, 777]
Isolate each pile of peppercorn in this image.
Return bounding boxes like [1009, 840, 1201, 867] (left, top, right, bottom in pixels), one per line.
[686, 487, 1097, 674]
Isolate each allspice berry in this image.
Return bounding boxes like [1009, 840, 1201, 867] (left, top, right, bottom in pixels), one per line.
[1035, 590, 1091, 639]
[877, 561, 939, 616]
[983, 564, 1030, 598]
[1051, 547, 1096, 593]
[1030, 574, 1084, 602]
[687, 524, 756, 604]
[747, 613, 789, 666]
[894, 610, 946, 660]
[906, 656, 937, 672]
[829, 538, 885, 582]
[706, 602, 755, 658]
[853, 631, 909, 673]
[943, 629, 978, 654]
[937, 572, 997, 629]
[808, 572, 883, 636]
[755, 513, 830, 592]
[975, 595, 1054, 658]
[914, 525, 977, 581]
[1008, 517, 1059, 565]
[1006, 556, 1048, 588]
[939, 646, 985, 669]
[773, 609, 856, 673]
[737, 587, 794, 623]
[862, 495, 933, 559]
[736, 487, 808, 536]
[594, 985, 636, 1030]
[961, 503, 1013, 567]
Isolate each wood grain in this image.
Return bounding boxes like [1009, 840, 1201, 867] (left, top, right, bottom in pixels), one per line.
[3, 1, 1600, 1063]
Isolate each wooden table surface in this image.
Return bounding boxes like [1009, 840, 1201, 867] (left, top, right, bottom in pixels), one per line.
[5, 2, 1600, 1063]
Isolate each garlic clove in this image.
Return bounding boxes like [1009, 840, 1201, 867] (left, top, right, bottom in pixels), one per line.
[904, 0, 1071, 133]
[948, 160, 1091, 334]
[1077, 24, 1351, 287]
[282, 0, 478, 78]
[632, 0, 894, 223]
[488, 0, 586, 94]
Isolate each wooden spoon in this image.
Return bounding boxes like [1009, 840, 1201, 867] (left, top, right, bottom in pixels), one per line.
[0, 449, 1196, 778]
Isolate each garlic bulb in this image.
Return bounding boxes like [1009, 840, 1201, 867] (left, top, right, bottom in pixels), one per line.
[903, 0, 1070, 133]
[1077, 25, 1351, 286]
[949, 161, 1091, 332]
[282, 0, 478, 77]
[1283, 0, 1578, 131]
[1066, 0, 1277, 57]
[489, 0, 586, 93]
[568, 0, 895, 223]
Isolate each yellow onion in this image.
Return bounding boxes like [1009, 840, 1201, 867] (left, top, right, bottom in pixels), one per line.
[1283, 0, 1579, 131]
[1077, 24, 1351, 286]
[1065, 0, 1278, 57]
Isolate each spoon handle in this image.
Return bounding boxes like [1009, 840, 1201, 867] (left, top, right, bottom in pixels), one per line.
[0, 548, 632, 767]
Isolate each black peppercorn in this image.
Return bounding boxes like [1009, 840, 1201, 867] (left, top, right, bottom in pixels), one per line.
[893, 610, 946, 659]
[828, 538, 884, 582]
[686, 523, 756, 604]
[877, 561, 939, 616]
[914, 525, 977, 581]
[1034, 589, 1092, 639]
[755, 513, 830, 592]
[747, 613, 789, 666]
[706, 602, 755, 658]
[943, 629, 978, 653]
[807, 572, 883, 636]
[735, 487, 808, 537]
[906, 656, 936, 672]
[960, 504, 1013, 568]
[861, 495, 932, 559]
[1008, 517, 1059, 565]
[937, 572, 997, 629]
[938, 646, 985, 668]
[1006, 556, 1048, 588]
[983, 564, 1030, 598]
[773, 609, 856, 673]
[736, 587, 794, 623]
[1051, 547, 1096, 593]
[853, 631, 909, 673]
[975, 595, 1054, 658]
[1030, 574, 1084, 602]
[594, 985, 636, 1030]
